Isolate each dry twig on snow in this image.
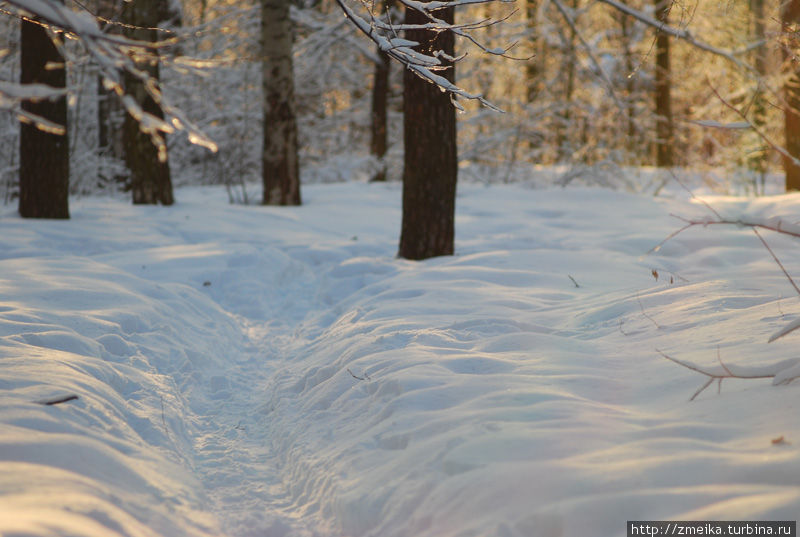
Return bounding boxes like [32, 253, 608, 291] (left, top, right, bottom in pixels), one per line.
[657, 349, 800, 401]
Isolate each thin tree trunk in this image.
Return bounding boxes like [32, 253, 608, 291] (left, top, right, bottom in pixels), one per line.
[121, 0, 174, 205]
[369, 46, 390, 182]
[96, 0, 126, 186]
[262, 0, 301, 205]
[19, 3, 69, 219]
[398, 6, 457, 260]
[782, 0, 800, 191]
[555, 0, 578, 162]
[618, 12, 638, 163]
[747, 0, 767, 193]
[525, 0, 541, 104]
[653, 0, 674, 168]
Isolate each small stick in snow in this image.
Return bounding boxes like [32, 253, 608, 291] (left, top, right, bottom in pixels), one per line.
[568, 275, 580, 288]
[637, 292, 661, 330]
[347, 368, 370, 381]
[38, 394, 79, 406]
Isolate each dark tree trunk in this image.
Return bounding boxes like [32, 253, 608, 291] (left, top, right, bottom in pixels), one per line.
[369, 46, 390, 182]
[653, 0, 674, 168]
[398, 6, 457, 260]
[121, 0, 174, 205]
[262, 0, 302, 205]
[782, 0, 800, 191]
[19, 6, 69, 219]
[525, 0, 541, 104]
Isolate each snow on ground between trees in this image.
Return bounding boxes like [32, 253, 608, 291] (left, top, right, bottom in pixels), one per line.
[1, 181, 799, 537]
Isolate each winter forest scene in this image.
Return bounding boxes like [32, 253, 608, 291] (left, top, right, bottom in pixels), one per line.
[3, 0, 800, 535]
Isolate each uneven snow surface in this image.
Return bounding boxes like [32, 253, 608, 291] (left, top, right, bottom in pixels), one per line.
[1, 183, 799, 537]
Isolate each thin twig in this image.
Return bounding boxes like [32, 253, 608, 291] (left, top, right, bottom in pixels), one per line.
[551, 0, 626, 114]
[707, 79, 800, 170]
[752, 227, 800, 297]
[666, 169, 723, 219]
[38, 394, 79, 405]
[637, 292, 661, 329]
[657, 348, 776, 400]
[347, 368, 370, 381]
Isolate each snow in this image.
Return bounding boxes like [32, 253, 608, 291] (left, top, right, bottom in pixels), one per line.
[1, 181, 799, 537]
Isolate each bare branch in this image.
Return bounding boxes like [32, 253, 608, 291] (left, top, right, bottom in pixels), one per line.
[597, 0, 749, 71]
[705, 79, 800, 171]
[657, 349, 790, 401]
[550, 0, 626, 114]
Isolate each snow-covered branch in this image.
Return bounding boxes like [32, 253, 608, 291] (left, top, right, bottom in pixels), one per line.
[1, 0, 216, 153]
[597, 0, 749, 71]
[334, 0, 515, 109]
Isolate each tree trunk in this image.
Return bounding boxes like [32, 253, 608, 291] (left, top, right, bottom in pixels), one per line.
[19, 4, 69, 219]
[618, 11, 638, 163]
[653, 0, 674, 168]
[121, 0, 174, 205]
[747, 0, 768, 193]
[262, 0, 302, 205]
[97, 0, 127, 187]
[525, 0, 541, 104]
[398, 6, 457, 260]
[782, 0, 800, 191]
[555, 0, 578, 162]
[369, 46, 390, 182]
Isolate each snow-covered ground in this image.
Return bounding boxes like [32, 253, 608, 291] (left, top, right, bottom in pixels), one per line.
[1, 181, 799, 537]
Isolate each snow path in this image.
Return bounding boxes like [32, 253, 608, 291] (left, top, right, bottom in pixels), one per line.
[2, 182, 800, 537]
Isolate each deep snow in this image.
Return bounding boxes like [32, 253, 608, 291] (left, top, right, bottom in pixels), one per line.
[1, 181, 799, 537]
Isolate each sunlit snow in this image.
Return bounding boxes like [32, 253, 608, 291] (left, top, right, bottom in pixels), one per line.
[1, 181, 799, 537]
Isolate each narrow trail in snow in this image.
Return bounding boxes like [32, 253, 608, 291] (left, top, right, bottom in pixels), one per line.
[186, 244, 337, 537]
[191, 323, 316, 537]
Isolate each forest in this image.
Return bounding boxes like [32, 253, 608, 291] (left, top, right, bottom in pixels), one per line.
[4, 0, 800, 216]
[2, 1, 800, 536]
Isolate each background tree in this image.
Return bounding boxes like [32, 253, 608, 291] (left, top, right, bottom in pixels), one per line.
[96, 0, 127, 187]
[398, 5, 458, 260]
[19, 0, 69, 218]
[653, 0, 673, 168]
[747, 0, 768, 192]
[782, 0, 800, 191]
[369, 46, 390, 183]
[121, 0, 176, 205]
[262, 0, 301, 205]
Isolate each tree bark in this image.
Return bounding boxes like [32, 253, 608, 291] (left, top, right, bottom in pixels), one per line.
[96, 0, 127, 187]
[618, 11, 638, 163]
[369, 46, 390, 182]
[525, 0, 541, 104]
[653, 0, 674, 168]
[262, 0, 302, 205]
[19, 5, 69, 219]
[121, 0, 174, 205]
[398, 6, 457, 260]
[782, 0, 800, 191]
[747, 0, 767, 193]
